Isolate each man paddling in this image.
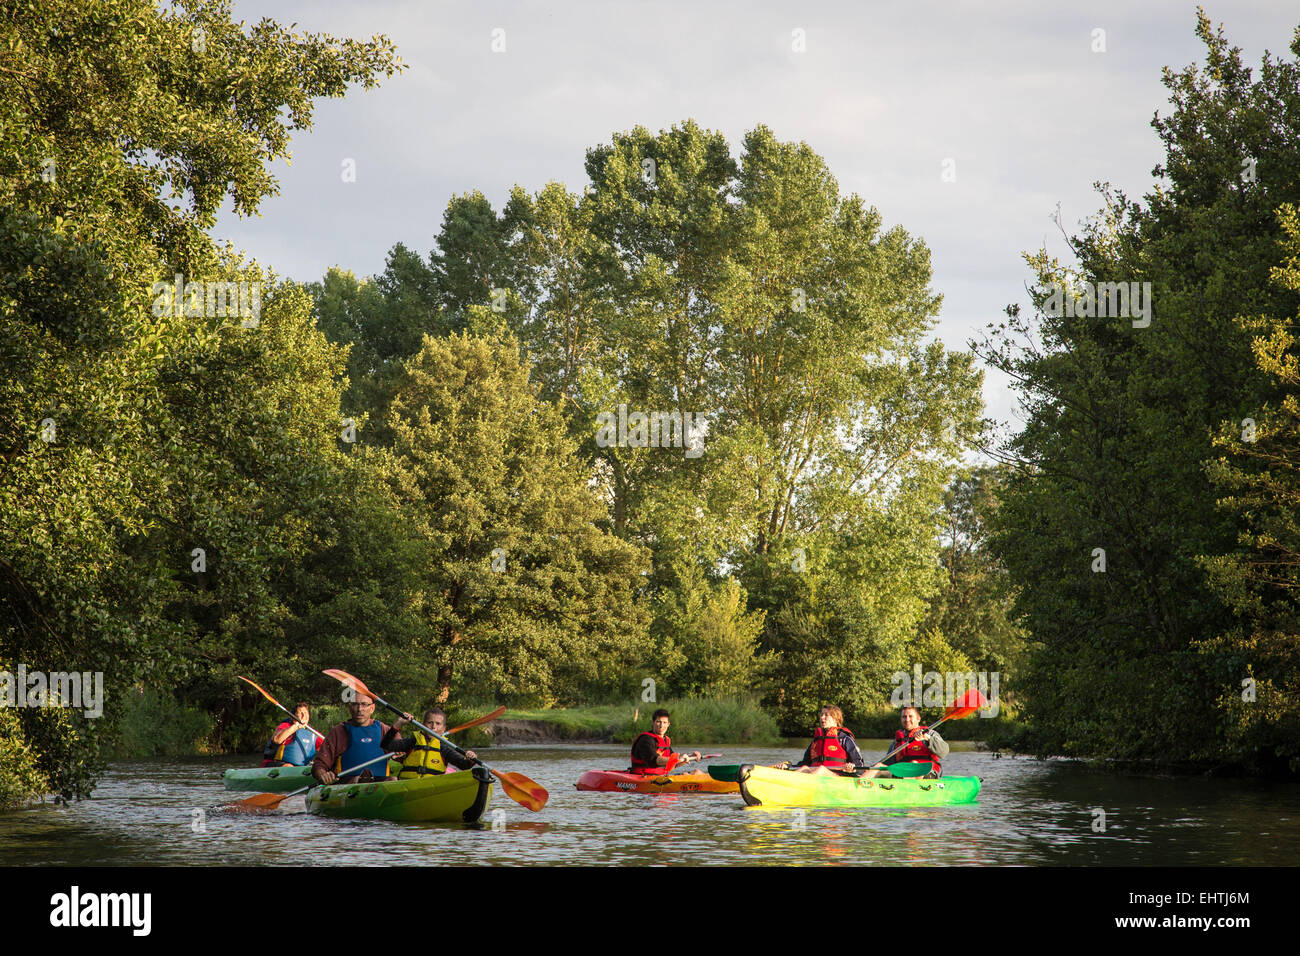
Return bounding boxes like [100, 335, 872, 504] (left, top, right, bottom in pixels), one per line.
[863, 704, 948, 778]
[396, 708, 478, 778]
[261, 702, 324, 767]
[628, 709, 701, 775]
[311, 692, 416, 785]
[784, 704, 866, 775]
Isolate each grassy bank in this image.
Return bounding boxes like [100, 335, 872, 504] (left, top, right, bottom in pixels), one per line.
[494, 696, 783, 746]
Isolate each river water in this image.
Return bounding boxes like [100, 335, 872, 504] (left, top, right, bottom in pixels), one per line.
[4, 743, 1298, 866]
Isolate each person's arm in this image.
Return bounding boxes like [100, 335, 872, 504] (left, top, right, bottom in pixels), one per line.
[271, 720, 297, 745]
[312, 726, 346, 783]
[629, 735, 656, 769]
[842, 734, 866, 769]
[445, 747, 478, 771]
[788, 743, 814, 768]
[924, 729, 949, 760]
[380, 721, 416, 753]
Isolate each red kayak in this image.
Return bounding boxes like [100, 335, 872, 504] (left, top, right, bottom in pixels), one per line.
[575, 769, 738, 794]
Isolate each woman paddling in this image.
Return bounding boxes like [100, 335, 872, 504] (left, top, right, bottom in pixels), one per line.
[782, 704, 866, 775]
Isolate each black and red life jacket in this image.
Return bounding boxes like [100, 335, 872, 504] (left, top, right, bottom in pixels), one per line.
[892, 726, 940, 774]
[629, 731, 673, 775]
[809, 726, 855, 768]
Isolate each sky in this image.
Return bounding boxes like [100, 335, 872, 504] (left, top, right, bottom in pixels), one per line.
[216, 0, 1300, 446]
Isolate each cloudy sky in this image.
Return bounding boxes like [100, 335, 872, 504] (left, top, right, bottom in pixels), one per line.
[217, 1, 1299, 443]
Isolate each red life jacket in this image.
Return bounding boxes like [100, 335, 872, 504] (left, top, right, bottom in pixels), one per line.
[892, 726, 940, 774]
[629, 731, 673, 775]
[809, 726, 855, 768]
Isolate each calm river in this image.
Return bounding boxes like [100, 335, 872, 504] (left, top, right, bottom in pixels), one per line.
[5, 743, 1298, 866]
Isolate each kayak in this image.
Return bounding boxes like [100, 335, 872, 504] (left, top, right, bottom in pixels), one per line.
[305, 766, 493, 822]
[223, 765, 315, 792]
[222, 761, 403, 792]
[725, 764, 981, 808]
[576, 769, 738, 794]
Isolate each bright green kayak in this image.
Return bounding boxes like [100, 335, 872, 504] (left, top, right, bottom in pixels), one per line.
[223, 761, 403, 792]
[305, 766, 493, 823]
[730, 764, 981, 808]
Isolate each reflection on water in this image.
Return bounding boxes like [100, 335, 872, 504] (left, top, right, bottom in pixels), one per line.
[2, 743, 1298, 865]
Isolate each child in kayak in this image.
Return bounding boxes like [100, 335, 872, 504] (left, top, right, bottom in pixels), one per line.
[261, 702, 324, 767]
[783, 705, 866, 775]
[628, 709, 702, 775]
[396, 708, 478, 778]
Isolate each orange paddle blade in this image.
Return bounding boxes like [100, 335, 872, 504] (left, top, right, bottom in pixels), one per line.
[490, 769, 549, 812]
[944, 688, 989, 719]
[237, 675, 281, 708]
[322, 668, 376, 702]
[227, 790, 298, 813]
[447, 705, 506, 735]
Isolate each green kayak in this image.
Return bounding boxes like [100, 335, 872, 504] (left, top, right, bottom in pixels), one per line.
[223, 761, 403, 792]
[728, 764, 981, 808]
[222, 765, 316, 792]
[305, 766, 493, 823]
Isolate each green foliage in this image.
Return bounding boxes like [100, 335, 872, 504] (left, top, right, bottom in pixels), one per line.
[979, 11, 1300, 768]
[383, 332, 650, 705]
[921, 466, 1030, 689]
[0, 0, 401, 793]
[0, 708, 51, 809]
[1199, 204, 1300, 773]
[111, 689, 214, 758]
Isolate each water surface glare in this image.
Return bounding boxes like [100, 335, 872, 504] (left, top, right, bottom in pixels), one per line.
[4, 744, 1297, 865]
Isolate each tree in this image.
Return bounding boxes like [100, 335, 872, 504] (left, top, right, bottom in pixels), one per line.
[979, 11, 1300, 765]
[384, 332, 649, 705]
[1200, 204, 1300, 772]
[0, 0, 401, 796]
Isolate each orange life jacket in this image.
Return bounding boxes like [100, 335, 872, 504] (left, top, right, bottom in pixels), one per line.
[809, 726, 854, 768]
[629, 731, 673, 775]
[892, 726, 940, 774]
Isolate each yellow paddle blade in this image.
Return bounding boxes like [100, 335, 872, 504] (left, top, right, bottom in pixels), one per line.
[491, 769, 549, 812]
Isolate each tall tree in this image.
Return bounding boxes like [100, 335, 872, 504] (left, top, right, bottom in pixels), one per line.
[980, 11, 1300, 764]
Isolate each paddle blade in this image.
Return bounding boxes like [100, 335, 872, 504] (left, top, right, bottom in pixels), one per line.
[237, 675, 281, 708]
[227, 791, 296, 813]
[945, 688, 988, 719]
[322, 668, 376, 702]
[707, 764, 741, 782]
[491, 769, 549, 812]
[447, 705, 506, 735]
[885, 761, 933, 778]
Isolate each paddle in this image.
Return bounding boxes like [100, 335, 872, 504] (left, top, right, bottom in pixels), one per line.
[322, 669, 548, 812]
[237, 675, 328, 744]
[446, 705, 506, 735]
[227, 751, 395, 813]
[869, 688, 989, 772]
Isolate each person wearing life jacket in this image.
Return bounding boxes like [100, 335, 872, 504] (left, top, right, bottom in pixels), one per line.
[397, 708, 478, 779]
[628, 709, 701, 775]
[785, 704, 866, 775]
[865, 704, 949, 778]
[260, 702, 324, 767]
[311, 692, 416, 785]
